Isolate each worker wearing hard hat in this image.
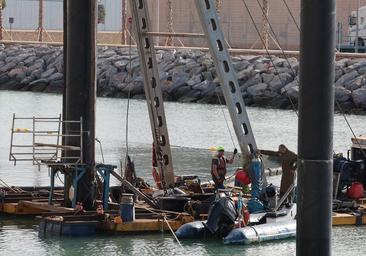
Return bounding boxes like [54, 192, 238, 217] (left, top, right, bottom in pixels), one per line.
[259, 144, 297, 201]
[211, 146, 238, 189]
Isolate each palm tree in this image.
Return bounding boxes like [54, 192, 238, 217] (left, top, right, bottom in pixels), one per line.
[0, 0, 6, 40]
[37, 0, 44, 41]
[121, 0, 127, 44]
[261, 0, 269, 49]
[215, 0, 222, 13]
[166, 0, 173, 46]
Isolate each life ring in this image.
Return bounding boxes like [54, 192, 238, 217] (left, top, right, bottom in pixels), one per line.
[152, 167, 163, 189]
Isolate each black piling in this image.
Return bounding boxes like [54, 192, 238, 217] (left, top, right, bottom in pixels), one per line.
[62, 0, 68, 207]
[297, 0, 335, 255]
[64, 0, 97, 209]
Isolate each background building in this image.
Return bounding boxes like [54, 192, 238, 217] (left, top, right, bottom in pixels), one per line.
[2, 0, 366, 50]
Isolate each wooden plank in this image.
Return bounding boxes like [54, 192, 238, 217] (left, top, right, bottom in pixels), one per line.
[34, 143, 80, 150]
[112, 219, 185, 232]
[332, 213, 366, 226]
[19, 201, 74, 213]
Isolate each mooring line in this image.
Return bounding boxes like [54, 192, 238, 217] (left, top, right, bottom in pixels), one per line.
[163, 215, 184, 249]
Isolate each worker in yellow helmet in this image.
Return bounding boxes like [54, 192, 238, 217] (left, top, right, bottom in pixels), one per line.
[211, 146, 238, 189]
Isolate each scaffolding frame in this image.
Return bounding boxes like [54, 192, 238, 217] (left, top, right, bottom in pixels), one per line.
[9, 114, 84, 166]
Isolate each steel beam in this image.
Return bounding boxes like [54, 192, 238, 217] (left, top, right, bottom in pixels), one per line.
[195, 0, 257, 157]
[64, 0, 97, 209]
[129, 0, 175, 187]
[297, 0, 335, 255]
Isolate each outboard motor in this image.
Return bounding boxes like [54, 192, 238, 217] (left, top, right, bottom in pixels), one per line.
[263, 185, 277, 210]
[333, 156, 365, 198]
[203, 193, 238, 238]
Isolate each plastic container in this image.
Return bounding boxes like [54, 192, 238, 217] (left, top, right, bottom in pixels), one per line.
[120, 193, 135, 222]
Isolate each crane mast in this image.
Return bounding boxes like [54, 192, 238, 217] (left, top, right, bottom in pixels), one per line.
[130, 0, 175, 188]
[195, 0, 258, 157]
[130, 0, 258, 189]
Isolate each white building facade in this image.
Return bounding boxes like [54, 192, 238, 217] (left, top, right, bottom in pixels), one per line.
[2, 0, 122, 31]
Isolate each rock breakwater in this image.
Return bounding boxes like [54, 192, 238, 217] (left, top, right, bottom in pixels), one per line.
[1, 43, 366, 113]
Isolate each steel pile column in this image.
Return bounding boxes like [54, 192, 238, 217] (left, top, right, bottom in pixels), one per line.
[297, 0, 335, 255]
[62, 0, 68, 206]
[65, 0, 97, 209]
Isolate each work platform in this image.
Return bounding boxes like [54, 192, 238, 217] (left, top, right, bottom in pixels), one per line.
[333, 212, 366, 226]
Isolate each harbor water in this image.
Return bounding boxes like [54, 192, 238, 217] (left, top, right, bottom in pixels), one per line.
[0, 90, 365, 255]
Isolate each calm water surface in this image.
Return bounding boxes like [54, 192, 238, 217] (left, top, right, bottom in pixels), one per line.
[0, 90, 365, 255]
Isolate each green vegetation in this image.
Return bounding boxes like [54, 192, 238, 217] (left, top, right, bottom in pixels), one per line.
[98, 4, 106, 24]
[1, 0, 6, 9]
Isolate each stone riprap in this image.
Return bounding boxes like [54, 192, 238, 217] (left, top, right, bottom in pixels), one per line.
[1, 43, 366, 113]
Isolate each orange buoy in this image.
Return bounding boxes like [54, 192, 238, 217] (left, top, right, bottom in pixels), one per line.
[235, 169, 251, 185]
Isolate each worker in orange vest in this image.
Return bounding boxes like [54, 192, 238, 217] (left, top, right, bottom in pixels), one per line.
[211, 146, 237, 189]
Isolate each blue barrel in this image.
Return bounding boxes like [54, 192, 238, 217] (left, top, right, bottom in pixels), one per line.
[120, 193, 135, 222]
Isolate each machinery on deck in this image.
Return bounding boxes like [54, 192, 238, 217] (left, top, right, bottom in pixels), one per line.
[333, 135, 366, 200]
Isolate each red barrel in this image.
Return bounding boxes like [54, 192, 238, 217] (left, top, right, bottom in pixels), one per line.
[347, 182, 365, 199]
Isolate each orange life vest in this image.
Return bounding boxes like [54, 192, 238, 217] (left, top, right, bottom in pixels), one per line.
[211, 156, 227, 178]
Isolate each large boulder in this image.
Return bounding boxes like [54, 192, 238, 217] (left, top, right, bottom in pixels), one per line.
[281, 80, 299, 101]
[344, 75, 365, 91]
[335, 86, 352, 103]
[0, 52, 6, 61]
[241, 73, 261, 90]
[48, 72, 63, 82]
[187, 74, 202, 87]
[108, 72, 128, 91]
[0, 62, 17, 73]
[269, 73, 293, 92]
[8, 67, 28, 81]
[173, 85, 192, 99]
[335, 71, 359, 87]
[41, 68, 56, 79]
[334, 68, 344, 82]
[28, 78, 49, 91]
[247, 83, 268, 97]
[45, 79, 64, 93]
[261, 73, 274, 84]
[27, 60, 45, 73]
[236, 66, 254, 81]
[233, 60, 250, 71]
[352, 87, 366, 109]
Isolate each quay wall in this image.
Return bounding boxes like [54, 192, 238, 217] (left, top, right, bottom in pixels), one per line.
[0, 44, 366, 114]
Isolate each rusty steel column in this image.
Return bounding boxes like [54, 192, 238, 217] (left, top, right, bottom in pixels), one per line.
[65, 0, 97, 209]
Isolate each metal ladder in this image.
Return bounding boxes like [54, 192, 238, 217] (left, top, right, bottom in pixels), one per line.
[130, 0, 257, 187]
[9, 114, 84, 166]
